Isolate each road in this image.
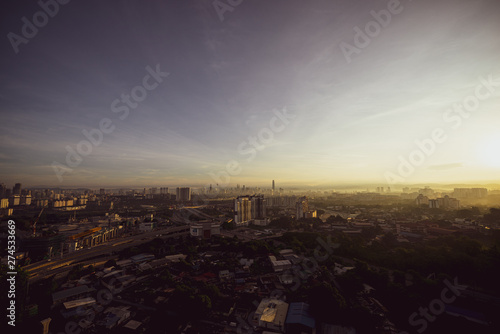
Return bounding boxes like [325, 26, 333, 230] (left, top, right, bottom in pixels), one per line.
[24, 225, 190, 282]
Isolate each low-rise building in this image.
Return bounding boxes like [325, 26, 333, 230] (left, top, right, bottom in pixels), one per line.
[255, 298, 289, 332]
[190, 221, 221, 239]
[269, 256, 292, 272]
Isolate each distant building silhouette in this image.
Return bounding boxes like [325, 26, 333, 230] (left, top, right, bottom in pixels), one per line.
[0, 183, 6, 198]
[296, 196, 316, 220]
[453, 188, 487, 199]
[176, 187, 191, 202]
[13, 183, 21, 195]
[296, 196, 308, 220]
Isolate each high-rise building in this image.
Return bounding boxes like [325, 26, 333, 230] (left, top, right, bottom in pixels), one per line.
[272, 180, 275, 191]
[9, 195, 20, 207]
[251, 195, 266, 219]
[296, 196, 309, 220]
[428, 199, 439, 209]
[20, 195, 32, 206]
[13, 183, 21, 195]
[235, 196, 252, 225]
[176, 187, 191, 202]
[437, 195, 460, 209]
[0, 198, 8, 209]
[415, 194, 429, 206]
[234, 195, 267, 225]
[0, 183, 6, 198]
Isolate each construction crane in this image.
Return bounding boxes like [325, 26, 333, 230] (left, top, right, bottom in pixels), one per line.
[32, 207, 44, 237]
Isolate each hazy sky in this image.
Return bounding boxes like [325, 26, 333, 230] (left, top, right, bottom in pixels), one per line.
[1, 0, 500, 188]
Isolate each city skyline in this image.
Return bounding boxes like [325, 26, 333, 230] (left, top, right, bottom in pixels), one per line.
[1, 0, 500, 187]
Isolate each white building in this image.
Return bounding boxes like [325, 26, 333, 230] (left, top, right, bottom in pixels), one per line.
[190, 221, 221, 239]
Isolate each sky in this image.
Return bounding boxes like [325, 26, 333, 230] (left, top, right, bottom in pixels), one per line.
[1, 0, 500, 189]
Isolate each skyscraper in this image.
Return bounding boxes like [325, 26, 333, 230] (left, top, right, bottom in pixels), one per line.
[13, 183, 21, 195]
[234, 195, 267, 225]
[234, 196, 252, 225]
[272, 180, 275, 191]
[176, 187, 191, 202]
[251, 195, 266, 220]
[296, 196, 309, 220]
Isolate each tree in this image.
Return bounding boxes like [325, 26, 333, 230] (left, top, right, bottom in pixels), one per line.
[381, 232, 397, 248]
[308, 282, 346, 323]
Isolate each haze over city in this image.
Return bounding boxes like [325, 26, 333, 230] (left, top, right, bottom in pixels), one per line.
[1, 0, 500, 188]
[3, 2, 500, 333]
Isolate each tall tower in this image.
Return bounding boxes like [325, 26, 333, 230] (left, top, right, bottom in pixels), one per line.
[251, 195, 266, 219]
[296, 196, 309, 220]
[13, 183, 21, 195]
[272, 180, 275, 192]
[234, 196, 252, 225]
[176, 187, 191, 202]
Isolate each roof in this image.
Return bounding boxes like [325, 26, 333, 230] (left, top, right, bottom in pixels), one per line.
[256, 299, 289, 327]
[130, 253, 155, 263]
[123, 320, 142, 330]
[52, 285, 95, 303]
[63, 297, 96, 309]
[285, 302, 316, 329]
[445, 305, 488, 324]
